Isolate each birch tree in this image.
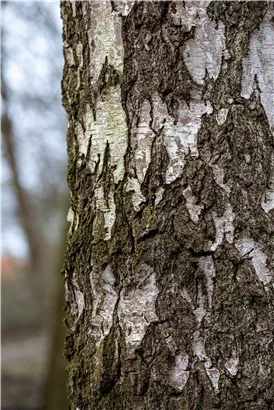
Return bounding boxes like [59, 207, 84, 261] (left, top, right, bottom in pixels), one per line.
[62, 2, 274, 409]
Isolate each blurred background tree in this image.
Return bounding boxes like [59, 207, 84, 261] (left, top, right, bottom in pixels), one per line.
[1, 2, 68, 408]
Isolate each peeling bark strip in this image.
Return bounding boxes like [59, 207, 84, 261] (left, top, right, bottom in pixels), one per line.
[62, 2, 274, 409]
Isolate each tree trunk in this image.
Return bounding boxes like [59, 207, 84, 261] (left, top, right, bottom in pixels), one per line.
[1, 83, 47, 277]
[42, 217, 69, 410]
[61, 2, 274, 409]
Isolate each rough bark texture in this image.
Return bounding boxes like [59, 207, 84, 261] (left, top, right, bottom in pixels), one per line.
[62, 2, 274, 409]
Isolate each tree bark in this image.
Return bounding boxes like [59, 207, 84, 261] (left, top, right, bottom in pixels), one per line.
[61, 2, 274, 409]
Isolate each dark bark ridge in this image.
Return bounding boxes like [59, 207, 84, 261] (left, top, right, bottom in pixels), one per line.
[62, 2, 274, 409]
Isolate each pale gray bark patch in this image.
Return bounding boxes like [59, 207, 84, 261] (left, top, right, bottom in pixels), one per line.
[261, 153, 274, 213]
[216, 108, 229, 126]
[71, 1, 76, 18]
[135, 94, 213, 184]
[198, 256, 215, 309]
[111, 1, 135, 17]
[183, 185, 204, 223]
[78, 88, 128, 183]
[192, 330, 220, 392]
[241, 6, 274, 214]
[182, 2, 225, 85]
[164, 99, 213, 183]
[118, 264, 159, 357]
[235, 237, 273, 287]
[209, 203, 235, 251]
[64, 43, 75, 68]
[154, 187, 164, 207]
[211, 163, 231, 194]
[133, 99, 155, 183]
[169, 353, 190, 391]
[89, 264, 118, 342]
[65, 276, 85, 332]
[125, 176, 146, 211]
[87, 2, 124, 85]
[225, 353, 239, 376]
[67, 207, 75, 235]
[241, 7, 274, 136]
[93, 186, 116, 240]
[205, 367, 220, 392]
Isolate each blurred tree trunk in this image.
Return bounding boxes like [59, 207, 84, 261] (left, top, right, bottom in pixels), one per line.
[1, 83, 47, 275]
[62, 2, 274, 409]
[42, 220, 69, 410]
[2, 69, 68, 410]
